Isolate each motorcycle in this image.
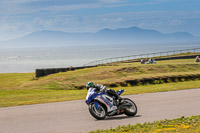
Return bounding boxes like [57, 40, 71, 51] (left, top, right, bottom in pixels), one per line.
[85, 88, 137, 120]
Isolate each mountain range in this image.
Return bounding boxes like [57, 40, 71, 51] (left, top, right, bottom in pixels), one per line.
[1, 26, 199, 48]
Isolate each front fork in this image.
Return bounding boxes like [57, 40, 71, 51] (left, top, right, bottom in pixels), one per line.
[93, 102, 99, 110]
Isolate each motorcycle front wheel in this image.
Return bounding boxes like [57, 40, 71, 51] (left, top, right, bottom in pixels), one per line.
[123, 98, 137, 116]
[89, 102, 106, 120]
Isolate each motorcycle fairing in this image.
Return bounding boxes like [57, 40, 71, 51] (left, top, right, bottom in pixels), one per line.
[85, 88, 117, 112]
[95, 94, 117, 112]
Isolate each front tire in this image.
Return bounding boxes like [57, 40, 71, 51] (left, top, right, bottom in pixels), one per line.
[89, 102, 106, 120]
[123, 98, 137, 116]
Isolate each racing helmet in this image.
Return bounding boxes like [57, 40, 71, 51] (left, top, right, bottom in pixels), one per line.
[86, 82, 95, 90]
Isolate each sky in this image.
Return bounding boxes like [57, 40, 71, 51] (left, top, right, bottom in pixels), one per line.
[0, 0, 200, 41]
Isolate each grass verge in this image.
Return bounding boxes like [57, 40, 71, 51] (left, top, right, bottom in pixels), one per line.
[89, 115, 200, 133]
[1, 80, 200, 107]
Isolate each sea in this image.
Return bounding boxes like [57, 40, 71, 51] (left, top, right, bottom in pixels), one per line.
[0, 43, 200, 73]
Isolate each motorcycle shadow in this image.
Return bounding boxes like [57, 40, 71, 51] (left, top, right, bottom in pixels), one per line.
[104, 115, 142, 121]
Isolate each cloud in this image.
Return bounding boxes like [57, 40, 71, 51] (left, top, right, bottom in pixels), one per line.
[1, 10, 200, 33]
[42, 0, 162, 12]
[0, 24, 17, 31]
[99, 0, 123, 3]
[169, 20, 182, 26]
[0, 0, 163, 15]
[101, 17, 124, 28]
[138, 22, 163, 28]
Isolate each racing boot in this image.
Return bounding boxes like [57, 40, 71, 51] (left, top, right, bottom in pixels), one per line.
[117, 95, 124, 105]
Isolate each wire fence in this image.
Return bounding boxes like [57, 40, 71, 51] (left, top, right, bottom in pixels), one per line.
[83, 47, 200, 66]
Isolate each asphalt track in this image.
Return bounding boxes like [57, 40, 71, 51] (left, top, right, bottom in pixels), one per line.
[0, 88, 200, 133]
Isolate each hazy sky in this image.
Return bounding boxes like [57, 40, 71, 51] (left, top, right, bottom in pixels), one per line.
[0, 0, 200, 41]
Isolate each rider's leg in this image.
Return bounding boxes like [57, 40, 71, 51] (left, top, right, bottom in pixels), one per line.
[107, 89, 123, 104]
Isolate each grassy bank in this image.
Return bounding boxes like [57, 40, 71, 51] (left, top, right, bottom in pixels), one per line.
[89, 115, 200, 133]
[0, 58, 200, 107]
[2, 58, 199, 90]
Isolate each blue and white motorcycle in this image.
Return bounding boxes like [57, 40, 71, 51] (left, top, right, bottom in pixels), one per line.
[85, 88, 137, 120]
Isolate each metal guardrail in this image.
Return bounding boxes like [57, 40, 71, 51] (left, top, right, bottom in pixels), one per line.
[83, 47, 200, 66]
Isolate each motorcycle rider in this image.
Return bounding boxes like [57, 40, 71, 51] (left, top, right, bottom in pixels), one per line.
[86, 82, 123, 105]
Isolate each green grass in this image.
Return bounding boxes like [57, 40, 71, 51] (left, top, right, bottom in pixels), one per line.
[89, 115, 200, 133]
[0, 73, 35, 89]
[0, 89, 86, 107]
[1, 80, 200, 107]
[0, 58, 200, 107]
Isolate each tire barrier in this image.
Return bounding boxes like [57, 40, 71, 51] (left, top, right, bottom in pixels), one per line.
[104, 74, 200, 88]
[71, 73, 200, 90]
[41, 73, 200, 90]
[35, 66, 96, 78]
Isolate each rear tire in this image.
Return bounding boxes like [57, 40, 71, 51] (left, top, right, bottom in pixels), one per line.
[123, 98, 137, 116]
[89, 102, 106, 120]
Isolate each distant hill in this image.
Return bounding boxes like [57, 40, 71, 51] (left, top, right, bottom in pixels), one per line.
[1, 26, 199, 48]
[95, 26, 195, 42]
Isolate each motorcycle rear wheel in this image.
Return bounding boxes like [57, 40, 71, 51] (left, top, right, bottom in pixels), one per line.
[123, 98, 137, 116]
[89, 102, 106, 120]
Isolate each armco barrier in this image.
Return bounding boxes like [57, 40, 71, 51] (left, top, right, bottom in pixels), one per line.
[114, 54, 200, 64]
[106, 74, 200, 88]
[84, 47, 200, 66]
